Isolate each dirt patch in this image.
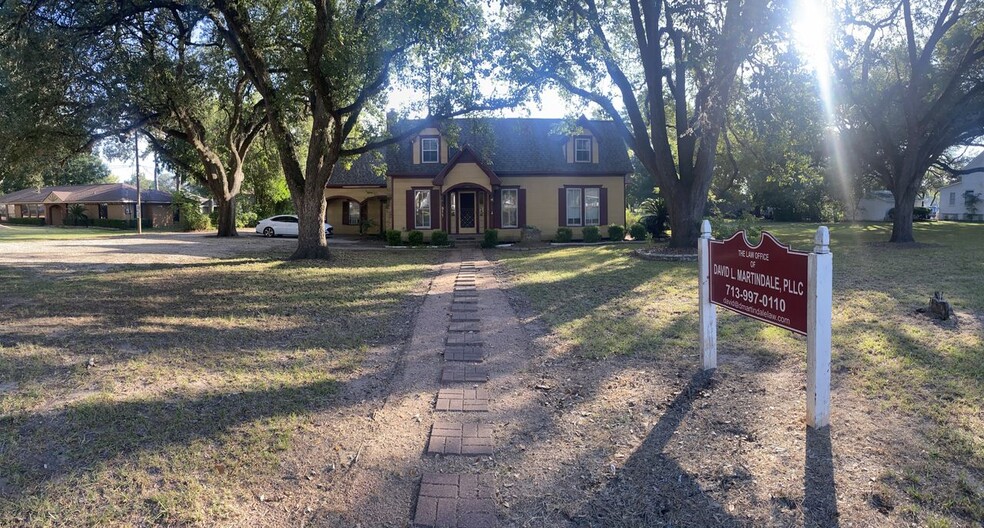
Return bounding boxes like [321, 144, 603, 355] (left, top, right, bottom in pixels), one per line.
[490, 251, 936, 527]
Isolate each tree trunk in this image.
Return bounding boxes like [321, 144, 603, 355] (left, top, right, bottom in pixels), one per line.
[291, 187, 329, 260]
[889, 183, 918, 243]
[666, 188, 708, 248]
[215, 196, 238, 237]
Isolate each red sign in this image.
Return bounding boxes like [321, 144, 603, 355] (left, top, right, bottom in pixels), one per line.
[709, 231, 809, 335]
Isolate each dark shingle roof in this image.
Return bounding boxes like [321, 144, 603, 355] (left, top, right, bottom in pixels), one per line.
[327, 117, 632, 185]
[0, 184, 173, 204]
[389, 118, 632, 176]
[326, 152, 387, 186]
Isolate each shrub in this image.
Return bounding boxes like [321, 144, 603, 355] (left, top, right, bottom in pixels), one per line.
[172, 192, 212, 231]
[640, 214, 667, 238]
[481, 229, 499, 248]
[555, 227, 573, 243]
[582, 225, 601, 243]
[711, 212, 762, 241]
[237, 211, 258, 228]
[5, 217, 45, 226]
[607, 224, 625, 242]
[386, 229, 403, 246]
[66, 204, 88, 226]
[629, 223, 647, 240]
[407, 230, 424, 246]
[431, 230, 449, 246]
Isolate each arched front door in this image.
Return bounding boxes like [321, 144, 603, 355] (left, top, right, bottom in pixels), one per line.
[47, 205, 64, 226]
[445, 187, 488, 234]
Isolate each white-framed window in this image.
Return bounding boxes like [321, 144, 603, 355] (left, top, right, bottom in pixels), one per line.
[574, 137, 591, 163]
[346, 201, 361, 225]
[414, 189, 431, 229]
[566, 187, 582, 226]
[421, 137, 439, 163]
[501, 189, 519, 228]
[584, 188, 601, 226]
[950, 192, 956, 205]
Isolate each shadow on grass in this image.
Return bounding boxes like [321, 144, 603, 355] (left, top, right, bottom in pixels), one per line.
[804, 426, 839, 528]
[574, 370, 744, 527]
[0, 377, 341, 501]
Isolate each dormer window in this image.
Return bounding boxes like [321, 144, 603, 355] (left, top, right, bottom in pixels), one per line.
[421, 136, 439, 163]
[574, 137, 591, 163]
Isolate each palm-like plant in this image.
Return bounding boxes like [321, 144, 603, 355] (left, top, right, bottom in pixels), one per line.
[66, 204, 88, 226]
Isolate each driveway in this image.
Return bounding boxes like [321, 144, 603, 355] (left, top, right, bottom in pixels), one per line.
[0, 231, 372, 273]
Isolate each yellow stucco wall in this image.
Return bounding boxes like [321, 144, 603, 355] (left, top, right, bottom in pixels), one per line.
[496, 175, 626, 241]
[391, 178, 439, 232]
[443, 163, 492, 192]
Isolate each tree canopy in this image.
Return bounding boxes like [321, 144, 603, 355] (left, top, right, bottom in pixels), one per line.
[832, 0, 984, 241]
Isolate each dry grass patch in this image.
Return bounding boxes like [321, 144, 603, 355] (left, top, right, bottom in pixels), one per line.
[0, 250, 441, 526]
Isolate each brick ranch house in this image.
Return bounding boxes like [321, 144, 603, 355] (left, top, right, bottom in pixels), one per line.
[324, 118, 633, 241]
[0, 183, 175, 227]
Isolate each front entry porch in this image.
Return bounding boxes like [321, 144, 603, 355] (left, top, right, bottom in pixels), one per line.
[443, 186, 489, 235]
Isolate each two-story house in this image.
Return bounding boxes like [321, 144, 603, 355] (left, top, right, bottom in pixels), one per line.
[324, 117, 633, 241]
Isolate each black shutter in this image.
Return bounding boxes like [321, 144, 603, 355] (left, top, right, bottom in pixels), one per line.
[519, 189, 527, 228]
[492, 188, 502, 228]
[599, 188, 608, 225]
[342, 200, 350, 225]
[430, 189, 440, 229]
[405, 189, 414, 230]
[558, 188, 566, 227]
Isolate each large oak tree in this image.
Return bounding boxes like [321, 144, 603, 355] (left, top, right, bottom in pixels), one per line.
[503, 0, 777, 247]
[833, 0, 984, 242]
[207, 0, 522, 259]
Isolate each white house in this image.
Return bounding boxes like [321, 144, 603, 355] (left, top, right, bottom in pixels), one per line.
[938, 151, 984, 222]
[851, 190, 928, 222]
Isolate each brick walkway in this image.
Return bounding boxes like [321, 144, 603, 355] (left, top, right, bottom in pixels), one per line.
[412, 256, 498, 528]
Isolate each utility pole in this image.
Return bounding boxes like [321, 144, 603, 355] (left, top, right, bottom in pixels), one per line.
[153, 150, 159, 191]
[135, 133, 143, 234]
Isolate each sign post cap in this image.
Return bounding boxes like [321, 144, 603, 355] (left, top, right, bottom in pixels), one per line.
[700, 219, 712, 238]
[814, 226, 830, 254]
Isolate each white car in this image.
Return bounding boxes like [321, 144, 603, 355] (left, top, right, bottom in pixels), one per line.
[255, 215, 333, 238]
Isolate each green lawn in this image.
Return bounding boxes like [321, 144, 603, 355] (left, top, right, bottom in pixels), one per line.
[0, 224, 146, 242]
[492, 221, 984, 525]
[0, 250, 441, 526]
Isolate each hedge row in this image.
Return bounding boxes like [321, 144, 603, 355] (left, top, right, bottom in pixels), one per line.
[3, 217, 45, 226]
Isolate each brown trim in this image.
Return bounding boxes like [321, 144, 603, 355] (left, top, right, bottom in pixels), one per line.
[563, 184, 603, 188]
[442, 182, 492, 194]
[420, 135, 441, 164]
[325, 184, 386, 189]
[325, 194, 371, 204]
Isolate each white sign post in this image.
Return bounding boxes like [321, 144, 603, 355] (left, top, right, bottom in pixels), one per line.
[698, 220, 833, 429]
[698, 220, 718, 370]
[807, 227, 832, 428]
